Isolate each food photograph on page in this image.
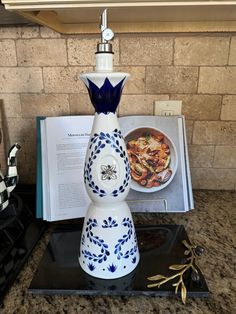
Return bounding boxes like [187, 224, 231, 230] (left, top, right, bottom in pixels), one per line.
[119, 115, 193, 214]
[125, 127, 178, 192]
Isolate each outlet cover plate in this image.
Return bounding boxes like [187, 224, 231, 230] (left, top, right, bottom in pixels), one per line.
[154, 100, 182, 116]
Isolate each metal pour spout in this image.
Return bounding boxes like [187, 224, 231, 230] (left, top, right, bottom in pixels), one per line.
[97, 9, 114, 53]
[100, 9, 108, 43]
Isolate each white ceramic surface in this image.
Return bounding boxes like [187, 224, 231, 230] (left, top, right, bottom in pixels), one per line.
[79, 201, 139, 279]
[80, 72, 129, 89]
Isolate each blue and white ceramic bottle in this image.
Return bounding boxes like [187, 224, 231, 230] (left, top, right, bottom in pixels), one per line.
[78, 10, 140, 279]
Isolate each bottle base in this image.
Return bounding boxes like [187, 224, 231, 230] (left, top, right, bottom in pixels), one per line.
[78, 201, 140, 279]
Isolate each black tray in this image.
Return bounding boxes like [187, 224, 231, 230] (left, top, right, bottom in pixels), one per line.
[29, 224, 209, 297]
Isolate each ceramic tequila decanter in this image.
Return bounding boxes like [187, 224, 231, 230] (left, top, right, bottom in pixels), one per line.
[79, 10, 140, 279]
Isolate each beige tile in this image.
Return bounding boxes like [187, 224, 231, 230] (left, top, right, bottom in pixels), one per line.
[213, 146, 236, 168]
[114, 66, 145, 94]
[21, 94, 70, 117]
[0, 151, 7, 174]
[119, 94, 168, 116]
[193, 121, 236, 145]
[0, 40, 17, 66]
[198, 67, 236, 94]
[146, 66, 198, 94]
[5, 118, 36, 144]
[20, 26, 39, 38]
[185, 120, 194, 144]
[0, 94, 21, 118]
[69, 94, 95, 115]
[68, 37, 119, 65]
[43, 66, 92, 93]
[170, 94, 221, 120]
[0, 68, 43, 93]
[188, 145, 214, 168]
[18, 146, 36, 184]
[0, 104, 8, 170]
[175, 36, 229, 65]
[221, 96, 236, 121]
[19, 159, 36, 184]
[0, 26, 21, 39]
[40, 26, 61, 38]
[229, 36, 236, 65]
[16, 39, 67, 66]
[120, 36, 173, 65]
[15, 149, 26, 172]
[191, 167, 236, 190]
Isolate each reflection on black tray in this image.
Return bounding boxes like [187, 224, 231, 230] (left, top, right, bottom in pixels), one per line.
[29, 224, 209, 297]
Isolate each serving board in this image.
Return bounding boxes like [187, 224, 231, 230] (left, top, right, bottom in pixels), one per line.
[29, 224, 209, 298]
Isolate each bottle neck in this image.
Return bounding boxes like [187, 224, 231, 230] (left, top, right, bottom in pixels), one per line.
[92, 112, 120, 133]
[95, 52, 113, 72]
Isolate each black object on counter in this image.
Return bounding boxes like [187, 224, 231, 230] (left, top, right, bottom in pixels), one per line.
[0, 185, 46, 303]
[29, 224, 209, 298]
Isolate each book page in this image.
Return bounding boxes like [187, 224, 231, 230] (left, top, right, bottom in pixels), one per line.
[38, 114, 192, 220]
[177, 117, 189, 212]
[41, 119, 51, 220]
[44, 116, 93, 221]
[182, 116, 194, 210]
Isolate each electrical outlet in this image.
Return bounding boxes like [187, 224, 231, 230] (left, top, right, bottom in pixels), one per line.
[154, 100, 182, 116]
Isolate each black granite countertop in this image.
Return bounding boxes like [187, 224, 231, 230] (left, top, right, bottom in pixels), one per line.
[1, 191, 235, 314]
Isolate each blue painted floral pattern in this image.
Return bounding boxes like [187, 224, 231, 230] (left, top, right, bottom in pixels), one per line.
[81, 234, 85, 245]
[114, 218, 138, 260]
[132, 257, 136, 264]
[107, 263, 117, 273]
[81, 216, 138, 272]
[101, 164, 117, 180]
[88, 263, 96, 271]
[82, 218, 110, 263]
[102, 217, 118, 228]
[84, 128, 130, 197]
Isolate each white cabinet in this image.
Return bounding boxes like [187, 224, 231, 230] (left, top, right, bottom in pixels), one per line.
[2, 1, 236, 33]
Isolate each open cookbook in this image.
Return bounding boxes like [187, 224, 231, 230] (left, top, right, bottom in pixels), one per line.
[36, 115, 194, 221]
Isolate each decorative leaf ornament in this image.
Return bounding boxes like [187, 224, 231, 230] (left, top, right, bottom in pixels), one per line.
[147, 240, 205, 304]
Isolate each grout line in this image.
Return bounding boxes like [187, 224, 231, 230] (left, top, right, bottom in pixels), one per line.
[19, 94, 23, 118]
[14, 38, 18, 67]
[144, 65, 146, 96]
[172, 37, 175, 66]
[190, 120, 195, 144]
[65, 38, 69, 66]
[227, 36, 232, 65]
[41, 66, 46, 93]
[219, 95, 224, 121]
[118, 34, 121, 66]
[212, 145, 216, 168]
[65, 93, 71, 115]
[196, 66, 200, 94]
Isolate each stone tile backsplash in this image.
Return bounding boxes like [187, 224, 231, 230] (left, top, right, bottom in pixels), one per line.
[0, 26, 235, 189]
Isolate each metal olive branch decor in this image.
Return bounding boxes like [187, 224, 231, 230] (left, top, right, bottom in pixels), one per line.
[147, 240, 205, 304]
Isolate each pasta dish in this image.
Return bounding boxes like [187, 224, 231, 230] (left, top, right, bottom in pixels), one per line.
[127, 132, 172, 188]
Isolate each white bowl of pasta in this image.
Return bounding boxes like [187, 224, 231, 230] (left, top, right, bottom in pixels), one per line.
[124, 127, 178, 193]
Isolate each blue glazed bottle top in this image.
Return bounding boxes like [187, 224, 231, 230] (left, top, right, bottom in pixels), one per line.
[86, 77, 126, 114]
